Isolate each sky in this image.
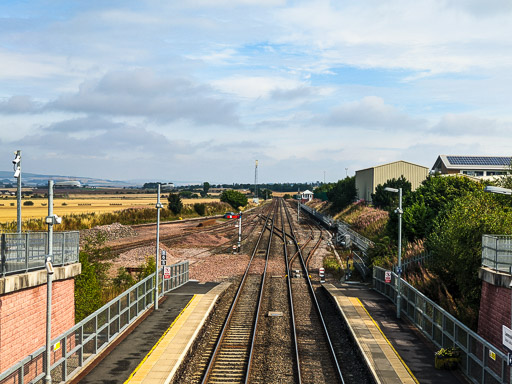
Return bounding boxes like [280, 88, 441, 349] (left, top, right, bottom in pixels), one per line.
[1, 0, 511, 184]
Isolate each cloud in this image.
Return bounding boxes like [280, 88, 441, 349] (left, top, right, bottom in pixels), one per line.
[0, 95, 40, 114]
[47, 70, 239, 125]
[324, 96, 423, 129]
[211, 75, 306, 99]
[430, 113, 510, 135]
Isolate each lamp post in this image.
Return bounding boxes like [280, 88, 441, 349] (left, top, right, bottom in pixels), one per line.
[297, 188, 300, 223]
[155, 184, 164, 310]
[385, 187, 403, 319]
[13, 150, 21, 233]
[44, 180, 61, 384]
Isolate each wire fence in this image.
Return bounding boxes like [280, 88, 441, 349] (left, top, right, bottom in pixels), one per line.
[0, 260, 189, 384]
[1, 231, 79, 276]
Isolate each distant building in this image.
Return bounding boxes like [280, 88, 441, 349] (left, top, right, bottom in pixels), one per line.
[355, 160, 429, 202]
[432, 155, 511, 179]
[301, 190, 314, 202]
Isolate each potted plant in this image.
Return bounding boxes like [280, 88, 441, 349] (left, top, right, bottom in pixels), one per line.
[435, 347, 460, 370]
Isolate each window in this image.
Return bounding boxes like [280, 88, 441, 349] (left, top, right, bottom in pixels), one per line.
[462, 170, 484, 177]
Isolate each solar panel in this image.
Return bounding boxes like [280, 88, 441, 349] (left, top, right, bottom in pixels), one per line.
[447, 156, 512, 166]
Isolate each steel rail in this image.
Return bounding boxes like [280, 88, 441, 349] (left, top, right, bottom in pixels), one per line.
[283, 200, 346, 384]
[244, 199, 277, 383]
[200, 200, 276, 384]
[280, 198, 302, 384]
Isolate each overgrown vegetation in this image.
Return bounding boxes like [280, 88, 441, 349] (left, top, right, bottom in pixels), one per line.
[316, 173, 512, 330]
[0, 201, 234, 232]
[168, 193, 183, 214]
[75, 234, 157, 322]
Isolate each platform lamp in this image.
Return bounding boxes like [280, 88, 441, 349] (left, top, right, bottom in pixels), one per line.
[384, 187, 403, 319]
[44, 180, 62, 384]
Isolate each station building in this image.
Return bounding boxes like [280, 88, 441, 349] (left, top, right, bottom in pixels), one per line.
[432, 155, 511, 179]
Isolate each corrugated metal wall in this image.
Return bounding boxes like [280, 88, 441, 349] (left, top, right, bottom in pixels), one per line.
[355, 168, 374, 201]
[355, 161, 429, 202]
[374, 161, 428, 191]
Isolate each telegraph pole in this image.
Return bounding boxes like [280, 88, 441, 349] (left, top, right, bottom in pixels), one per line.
[13, 150, 21, 233]
[155, 184, 163, 310]
[237, 212, 242, 253]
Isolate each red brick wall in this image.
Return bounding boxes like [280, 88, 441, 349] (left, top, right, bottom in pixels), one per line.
[0, 278, 75, 372]
[478, 280, 511, 353]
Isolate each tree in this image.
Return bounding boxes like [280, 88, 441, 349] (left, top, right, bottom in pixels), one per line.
[167, 193, 183, 214]
[258, 189, 273, 200]
[401, 175, 482, 241]
[194, 203, 206, 215]
[327, 176, 356, 211]
[220, 189, 248, 210]
[371, 176, 412, 211]
[427, 191, 512, 329]
[201, 182, 211, 197]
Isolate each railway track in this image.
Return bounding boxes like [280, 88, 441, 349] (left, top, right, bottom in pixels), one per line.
[175, 198, 373, 384]
[200, 200, 278, 383]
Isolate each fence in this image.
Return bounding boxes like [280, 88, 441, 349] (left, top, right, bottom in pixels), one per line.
[374, 266, 509, 384]
[0, 260, 189, 384]
[482, 235, 512, 273]
[400, 251, 432, 273]
[1, 231, 79, 276]
[299, 203, 374, 254]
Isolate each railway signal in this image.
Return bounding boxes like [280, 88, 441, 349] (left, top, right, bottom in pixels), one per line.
[319, 267, 325, 283]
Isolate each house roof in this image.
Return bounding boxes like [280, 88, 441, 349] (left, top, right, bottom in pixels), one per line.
[302, 190, 313, 194]
[433, 155, 512, 171]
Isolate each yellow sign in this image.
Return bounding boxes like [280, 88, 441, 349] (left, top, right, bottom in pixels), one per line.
[489, 350, 496, 361]
[53, 341, 61, 352]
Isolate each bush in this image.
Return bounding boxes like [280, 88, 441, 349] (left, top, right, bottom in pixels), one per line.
[220, 190, 248, 210]
[23, 200, 34, 206]
[167, 193, 183, 214]
[194, 203, 206, 216]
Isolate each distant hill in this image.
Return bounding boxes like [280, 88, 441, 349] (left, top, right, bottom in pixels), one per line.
[0, 171, 137, 187]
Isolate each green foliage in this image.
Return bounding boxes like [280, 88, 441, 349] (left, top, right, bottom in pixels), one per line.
[283, 194, 291, 199]
[179, 190, 199, 198]
[402, 175, 482, 241]
[323, 257, 344, 279]
[167, 193, 183, 214]
[220, 189, 248, 209]
[327, 176, 357, 211]
[138, 256, 156, 279]
[371, 176, 411, 210]
[201, 182, 210, 197]
[22, 200, 34, 206]
[258, 189, 273, 200]
[193, 203, 206, 215]
[74, 233, 113, 321]
[113, 267, 136, 290]
[427, 191, 512, 329]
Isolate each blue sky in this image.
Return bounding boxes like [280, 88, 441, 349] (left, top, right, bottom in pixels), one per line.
[0, 0, 511, 184]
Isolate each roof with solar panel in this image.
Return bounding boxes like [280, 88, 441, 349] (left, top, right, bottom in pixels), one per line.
[432, 155, 512, 176]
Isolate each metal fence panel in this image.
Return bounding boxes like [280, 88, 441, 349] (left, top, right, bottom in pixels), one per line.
[1, 231, 79, 276]
[0, 260, 189, 384]
[482, 235, 512, 273]
[373, 266, 508, 384]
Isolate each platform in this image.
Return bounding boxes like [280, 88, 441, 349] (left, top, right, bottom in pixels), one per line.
[324, 282, 466, 384]
[76, 281, 230, 384]
[125, 282, 230, 384]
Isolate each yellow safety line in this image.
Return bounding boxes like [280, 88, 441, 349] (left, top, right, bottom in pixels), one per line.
[354, 297, 419, 384]
[124, 294, 198, 383]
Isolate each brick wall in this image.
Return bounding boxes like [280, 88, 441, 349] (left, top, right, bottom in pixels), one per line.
[478, 280, 511, 354]
[0, 278, 75, 372]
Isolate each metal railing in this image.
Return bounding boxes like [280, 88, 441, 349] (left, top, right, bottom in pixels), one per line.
[482, 235, 512, 273]
[373, 266, 509, 384]
[352, 250, 371, 279]
[0, 260, 189, 384]
[1, 231, 79, 276]
[299, 203, 374, 254]
[401, 251, 432, 273]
